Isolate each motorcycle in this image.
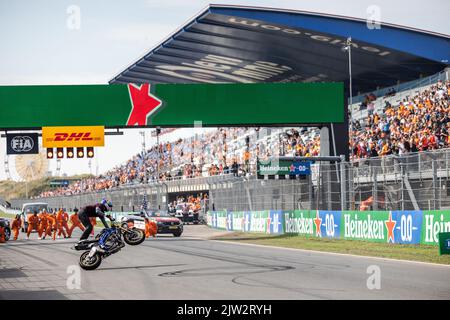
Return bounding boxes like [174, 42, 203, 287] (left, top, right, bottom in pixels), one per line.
[73, 218, 145, 270]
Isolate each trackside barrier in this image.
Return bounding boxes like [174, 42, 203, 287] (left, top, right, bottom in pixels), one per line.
[0, 204, 20, 215]
[207, 210, 450, 245]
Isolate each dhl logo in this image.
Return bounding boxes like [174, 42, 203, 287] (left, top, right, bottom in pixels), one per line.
[43, 126, 104, 147]
[51, 132, 99, 142]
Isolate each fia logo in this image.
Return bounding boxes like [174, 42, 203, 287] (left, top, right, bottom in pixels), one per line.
[11, 136, 34, 152]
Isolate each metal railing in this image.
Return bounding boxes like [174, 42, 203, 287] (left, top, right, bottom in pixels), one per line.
[351, 69, 448, 105]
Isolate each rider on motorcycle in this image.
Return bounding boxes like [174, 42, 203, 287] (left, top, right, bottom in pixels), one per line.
[78, 199, 113, 241]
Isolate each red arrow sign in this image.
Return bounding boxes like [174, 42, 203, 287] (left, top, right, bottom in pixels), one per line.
[127, 84, 162, 126]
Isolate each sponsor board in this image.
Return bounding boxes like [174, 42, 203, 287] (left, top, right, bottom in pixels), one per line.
[317, 211, 341, 239]
[6, 133, 39, 155]
[421, 211, 450, 245]
[439, 232, 450, 255]
[391, 211, 422, 244]
[243, 212, 252, 232]
[341, 211, 389, 243]
[249, 211, 269, 233]
[207, 210, 450, 245]
[226, 211, 233, 231]
[214, 211, 227, 230]
[231, 211, 245, 232]
[258, 160, 311, 175]
[283, 210, 314, 236]
[42, 126, 104, 148]
[267, 210, 283, 234]
[206, 212, 213, 226]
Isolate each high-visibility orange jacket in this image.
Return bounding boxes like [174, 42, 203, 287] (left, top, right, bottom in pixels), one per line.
[28, 215, 40, 226]
[11, 218, 21, 240]
[39, 213, 49, 225]
[56, 210, 65, 223]
[70, 213, 80, 225]
[11, 218, 22, 230]
[145, 219, 157, 238]
[47, 215, 57, 228]
[68, 213, 85, 237]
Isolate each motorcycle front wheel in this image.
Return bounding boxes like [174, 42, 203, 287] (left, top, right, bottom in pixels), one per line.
[123, 228, 145, 245]
[79, 251, 102, 270]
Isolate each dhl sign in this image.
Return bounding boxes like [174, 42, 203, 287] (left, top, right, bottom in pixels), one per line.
[42, 126, 104, 148]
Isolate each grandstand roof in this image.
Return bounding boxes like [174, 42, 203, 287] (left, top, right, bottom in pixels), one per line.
[109, 5, 449, 95]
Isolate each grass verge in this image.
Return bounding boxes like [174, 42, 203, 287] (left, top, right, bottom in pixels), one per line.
[212, 232, 450, 265]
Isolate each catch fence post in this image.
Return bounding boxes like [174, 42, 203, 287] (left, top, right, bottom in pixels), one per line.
[340, 155, 346, 211]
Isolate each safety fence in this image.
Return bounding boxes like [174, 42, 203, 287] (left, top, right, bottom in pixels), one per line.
[210, 149, 450, 212]
[10, 149, 450, 214]
[207, 210, 450, 246]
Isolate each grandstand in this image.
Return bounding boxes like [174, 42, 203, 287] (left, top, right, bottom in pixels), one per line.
[350, 78, 449, 159]
[31, 74, 448, 198]
[15, 72, 447, 214]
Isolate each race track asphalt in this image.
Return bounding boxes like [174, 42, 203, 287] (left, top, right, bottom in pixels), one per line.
[1, 225, 449, 300]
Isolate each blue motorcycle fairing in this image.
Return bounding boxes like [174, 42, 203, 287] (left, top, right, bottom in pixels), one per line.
[98, 228, 120, 250]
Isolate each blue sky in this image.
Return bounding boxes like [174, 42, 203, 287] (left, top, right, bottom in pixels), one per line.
[0, 0, 448, 180]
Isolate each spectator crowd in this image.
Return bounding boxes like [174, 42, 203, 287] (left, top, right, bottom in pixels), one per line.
[350, 80, 449, 159]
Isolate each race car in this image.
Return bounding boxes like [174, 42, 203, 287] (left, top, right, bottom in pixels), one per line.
[0, 217, 11, 241]
[121, 210, 183, 237]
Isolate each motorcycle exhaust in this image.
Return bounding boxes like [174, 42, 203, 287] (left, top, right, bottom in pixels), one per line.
[88, 246, 106, 258]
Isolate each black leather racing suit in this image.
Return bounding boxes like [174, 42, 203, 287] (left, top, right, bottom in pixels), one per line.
[78, 204, 109, 240]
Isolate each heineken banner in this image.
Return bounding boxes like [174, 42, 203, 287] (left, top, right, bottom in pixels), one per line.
[268, 210, 284, 234]
[230, 211, 244, 232]
[207, 210, 283, 234]
[207, 210, 450, 245]
[391, 211, 423, 244]
[318, 210, 342, 239]
[209, 210, 227, 230]
[421, 211, 450, 245]
[284, 210, 315, 237]
[258, 160, 312, 175]
[283, 210, 341, 238]
[0, 82, 343, 129]
[342, 211, 390, 243]
[249, 211, 269, 233]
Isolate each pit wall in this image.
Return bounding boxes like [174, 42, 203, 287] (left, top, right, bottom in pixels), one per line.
[206, 210, 450, 246]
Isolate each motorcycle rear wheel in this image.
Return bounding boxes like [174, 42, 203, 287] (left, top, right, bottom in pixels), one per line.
[79, 251, 102, 270]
